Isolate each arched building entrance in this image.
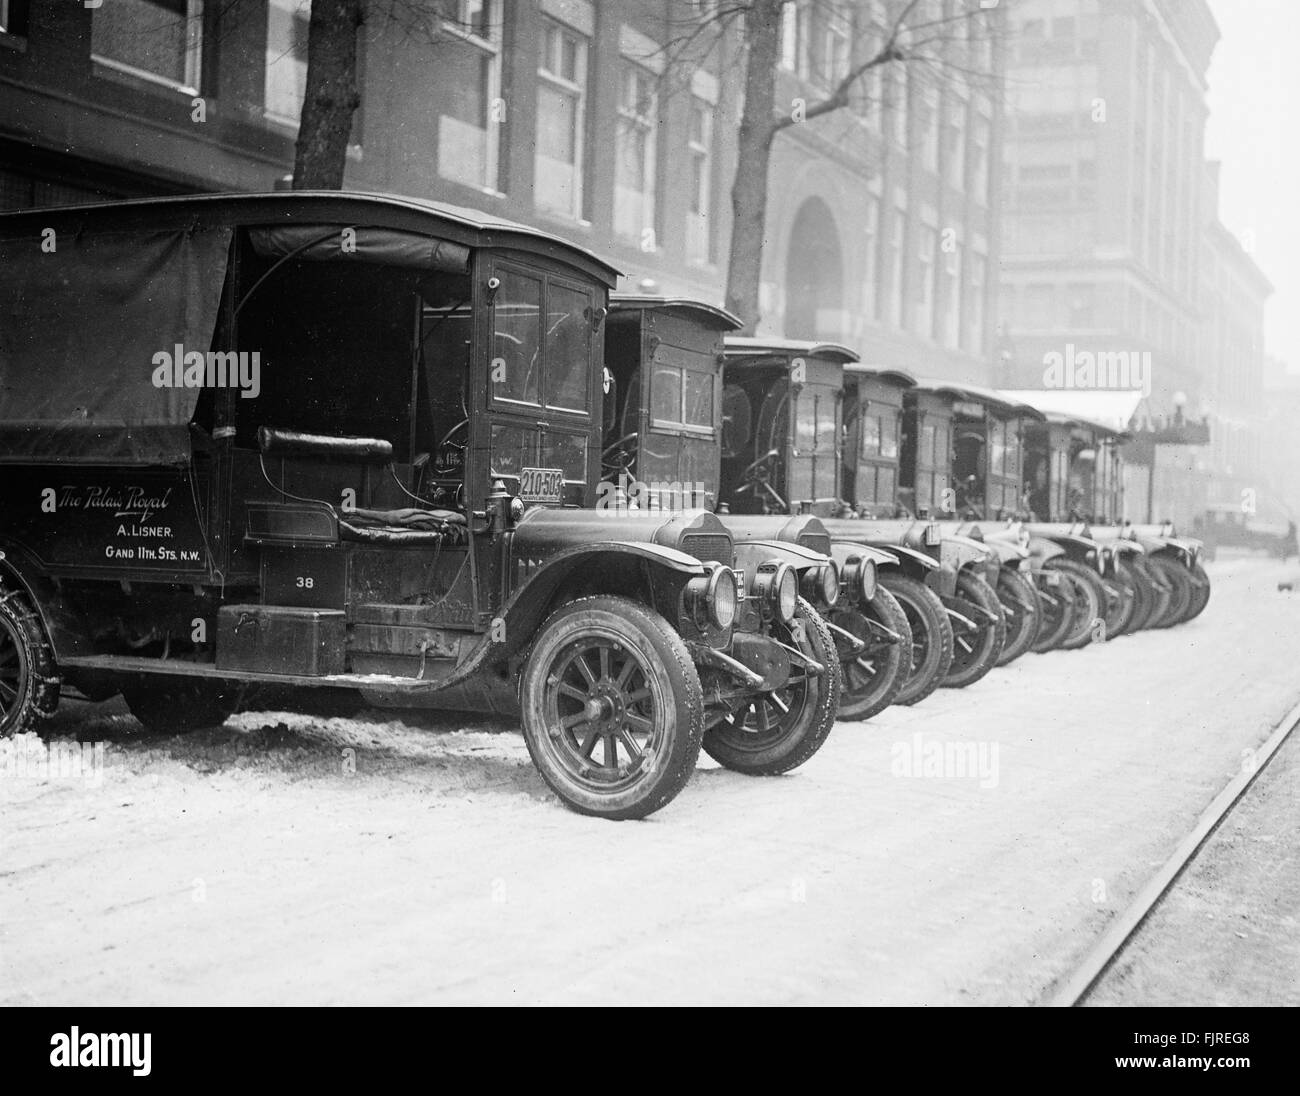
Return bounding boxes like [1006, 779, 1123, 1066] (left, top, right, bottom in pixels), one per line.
[783, 197, 844, 341]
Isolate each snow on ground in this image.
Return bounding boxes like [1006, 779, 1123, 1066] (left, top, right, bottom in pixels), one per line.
[2, 556, 1299, 1005]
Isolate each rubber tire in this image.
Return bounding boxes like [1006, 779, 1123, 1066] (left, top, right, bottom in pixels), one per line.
[0, 582, 60, 737]
[704, 599, 841, 775]
[829, 585, 911, 722]
[994, 567, 1041, 666]
[1099, 562, 1138, 638]
[1128, 554, 1169, 631]
[1182, 562, 1212, 623]
[1146, 556, 1193, 629]
[879, 572, 953, 706]
[1030, 571, 1076, 653]
[1046, 559, 1106, 650]
[1112, 559, 1152, 636]
[520, 595, 703, 820]
[941, 572, 1007, 689]
[122, 677, 243, 734]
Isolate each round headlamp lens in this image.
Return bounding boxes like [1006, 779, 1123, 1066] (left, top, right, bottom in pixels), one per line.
[776, 564, 798, 625]
[860, 558, 877, 603]
[709, 566, 737, 629]
[820, 561, 840, 607]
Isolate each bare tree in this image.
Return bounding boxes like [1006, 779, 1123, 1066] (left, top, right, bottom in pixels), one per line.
[294, 0, 367, 188]
[713, 0, 1002, 331]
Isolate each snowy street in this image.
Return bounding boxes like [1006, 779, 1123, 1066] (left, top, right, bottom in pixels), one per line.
[3, 557, 1298, 1006]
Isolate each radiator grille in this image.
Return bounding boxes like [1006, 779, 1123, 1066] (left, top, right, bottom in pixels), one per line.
[681, 534, 732, 567]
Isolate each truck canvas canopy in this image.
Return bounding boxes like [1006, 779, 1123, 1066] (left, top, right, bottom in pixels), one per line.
[0, 224, 233, 466]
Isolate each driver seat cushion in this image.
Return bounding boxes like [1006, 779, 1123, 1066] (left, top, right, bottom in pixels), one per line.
[337, 506, 467, 546]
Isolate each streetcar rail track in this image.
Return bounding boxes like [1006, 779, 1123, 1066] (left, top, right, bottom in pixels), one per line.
[1045, 693, 1300, 1006]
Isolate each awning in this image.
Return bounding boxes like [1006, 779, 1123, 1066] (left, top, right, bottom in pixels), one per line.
[0, 225, 233, 465]
[1001, 389, 1143, 434]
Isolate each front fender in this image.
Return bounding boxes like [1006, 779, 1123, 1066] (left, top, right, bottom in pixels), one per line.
[940, 534, 991, 574]
[731, 539, 826, 577]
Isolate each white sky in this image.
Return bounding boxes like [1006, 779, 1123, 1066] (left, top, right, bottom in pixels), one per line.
[1205, 0, 1300, 370]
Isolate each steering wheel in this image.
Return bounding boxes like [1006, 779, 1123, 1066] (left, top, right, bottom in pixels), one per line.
[733, 448, 788, 513]
[601, 431, 640, 478]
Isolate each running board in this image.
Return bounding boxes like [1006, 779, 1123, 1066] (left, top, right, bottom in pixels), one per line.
[58, 654, 438, 693]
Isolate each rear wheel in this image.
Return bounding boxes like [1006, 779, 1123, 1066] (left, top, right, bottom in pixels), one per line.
[994, 568, 1041, 666]
[879, 572, 953, 706]
[941, 572, 1006, 689]
[1046, 559, 1106, 650]
[1146, 556, 1193, 628]
[705, 599, 840, 774]
[122, 677, 243, 734]
[0, 583, 60, 737]
[829, 585, 911, 722]
[521, 596, 703, 820]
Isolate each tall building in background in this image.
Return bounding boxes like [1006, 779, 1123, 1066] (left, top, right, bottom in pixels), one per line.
[998, 0, 1269, 528]
[0, 0, 1004, 375]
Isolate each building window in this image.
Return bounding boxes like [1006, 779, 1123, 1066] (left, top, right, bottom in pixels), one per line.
[687, 97, 715, 264]
[942, 242, 961, 349]
[536, 17, 589, 219]
[916, 223, 937, 337]
[91, 0, 204, 95]
[888, 207, 906, 327]
[863, 194, 880, 320]
[779, 2, 801, 72]
[966, 252, 986, 354]
[971, 110, 990, 204]
[889, 67, 908, 146]
[1, 0, 30, 36]
[265, 0, 311, 127]
[809, 2, 850, 90]
[1067, 284, 1095, 328]
[919, 87, 939, 172]
[945, 99, 966, 189]
[437, 0, 502, 193]
[615, 60, 658, 245]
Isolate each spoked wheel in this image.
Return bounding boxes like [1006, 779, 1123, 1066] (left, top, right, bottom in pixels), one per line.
[521, 596, 702, 819]
[122, 677, 244, 734]
[878, 572, 953, 706]
[994, 567, 1041, 666]
[1048, 559, 1106, 649]
[941, 571, 1007, 689]
[829, 584, 911, 722]
[1145, 556, 1193, 629]
[704, 599, 840, 774]
[0, 583, 60, 737]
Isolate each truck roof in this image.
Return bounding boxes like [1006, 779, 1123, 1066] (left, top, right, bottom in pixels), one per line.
[723, 336, 859, 364]
[609, 295, 741, 331]
[0, 190, 623, 286]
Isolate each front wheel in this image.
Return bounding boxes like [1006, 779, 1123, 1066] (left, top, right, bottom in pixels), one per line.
[1046, 559, 1106, 649]
[704, 598, 840, 775]
[520, 596, 703, 820]
[994, 567, 1041, 666]
[829, 584, 911, 722]
[878, 572, 953, 706]
[941, 572, 1006, 689]
[1182, 562, 1212, 623]
[0, 582, 60, 737]
[1145, 556, 1193, 628]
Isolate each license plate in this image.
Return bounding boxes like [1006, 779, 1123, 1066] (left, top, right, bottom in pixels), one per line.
[519, 467, 564, 503]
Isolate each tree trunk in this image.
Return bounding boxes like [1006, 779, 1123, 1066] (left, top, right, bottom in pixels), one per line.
[293, 0, 365, 190]
[724, 0, 784, 334]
